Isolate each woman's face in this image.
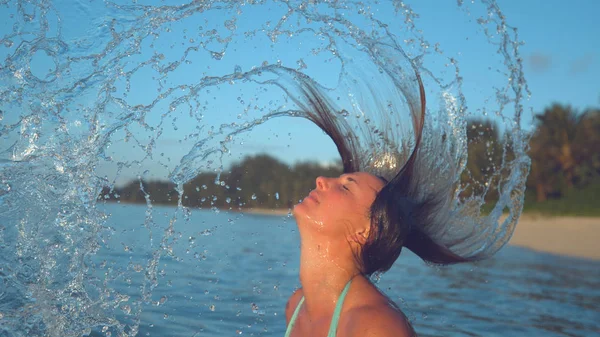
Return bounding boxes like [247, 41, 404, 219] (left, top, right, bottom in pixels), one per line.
[293, 172, 386, 238]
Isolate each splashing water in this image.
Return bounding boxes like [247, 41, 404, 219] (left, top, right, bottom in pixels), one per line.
[0, 0, 531, 336]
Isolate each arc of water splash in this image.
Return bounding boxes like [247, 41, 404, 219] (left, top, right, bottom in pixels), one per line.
[0, 1, 533, 336]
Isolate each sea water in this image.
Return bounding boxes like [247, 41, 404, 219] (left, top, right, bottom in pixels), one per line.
[88, 204, 600, 336]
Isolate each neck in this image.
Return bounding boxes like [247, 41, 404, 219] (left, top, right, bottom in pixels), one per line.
[298, 236, 361, 321]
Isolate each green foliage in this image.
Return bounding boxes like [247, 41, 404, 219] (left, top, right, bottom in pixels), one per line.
[100, 180, 178, 205]
[461, 104, 599, 216]
[522, 178, 600, 216]
[527, 104, 600, 201]
[461, 119, 503, 201]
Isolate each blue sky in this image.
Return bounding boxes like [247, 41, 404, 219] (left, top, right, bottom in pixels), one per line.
[501, 0, 599, 110]
[3, 0, 599, 184]
[223, 0, 600, 169]
[280, 0, 600, 165]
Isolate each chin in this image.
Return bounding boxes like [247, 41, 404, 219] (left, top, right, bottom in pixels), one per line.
[292, 202, 305, 216]
[292, 200, 313, 219]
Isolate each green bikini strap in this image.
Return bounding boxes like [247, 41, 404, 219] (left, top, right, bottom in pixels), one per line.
[284, 279, 352, 337]
[284, 296, 305, 337]
[327, 279, 352, 337]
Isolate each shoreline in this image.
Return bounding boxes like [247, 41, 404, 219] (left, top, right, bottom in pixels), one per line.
[241, 209, 600, 261]
[239, 208, 292, 216]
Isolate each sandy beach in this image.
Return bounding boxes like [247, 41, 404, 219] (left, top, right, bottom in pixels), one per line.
[508, 214, 600, 260]
[243, 209, 600, 260]
[241, 208, 292, 216]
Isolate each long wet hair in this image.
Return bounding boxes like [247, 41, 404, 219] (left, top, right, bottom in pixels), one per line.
[294, 72, 472, 276]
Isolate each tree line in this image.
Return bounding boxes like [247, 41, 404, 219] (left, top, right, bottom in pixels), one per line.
[99, 103, 600, 209]
[99, 154, 344, 210]
[461, 103, 599, 203]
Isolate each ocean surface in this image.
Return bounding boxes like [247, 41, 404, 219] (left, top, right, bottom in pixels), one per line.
[63, 203, 599, 337]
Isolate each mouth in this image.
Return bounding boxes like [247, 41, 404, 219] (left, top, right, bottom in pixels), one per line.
[307, 191, 320, 203]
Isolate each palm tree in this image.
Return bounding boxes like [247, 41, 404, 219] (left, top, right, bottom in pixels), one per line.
[574, 108, 600, 182]
[528, 104, 587, 201]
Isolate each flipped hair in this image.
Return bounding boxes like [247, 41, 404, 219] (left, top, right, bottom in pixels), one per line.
[294, 72, 471, 276]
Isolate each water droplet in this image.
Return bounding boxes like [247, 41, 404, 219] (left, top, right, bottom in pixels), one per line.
[210, 51, 224, 60]
[209, 304, 216, 311]
[275, 192, 279, 200]
[225, 19, 237, 31]
[121, 305, 131, 315]
[251, 193, 257, 200]
[296, 58, 307, 69]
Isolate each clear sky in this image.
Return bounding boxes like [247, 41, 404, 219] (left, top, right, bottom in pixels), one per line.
[273, 0, 600, 166]
[501, 0, 599, 110]
[3, 0, 599, 184]
[223, 0, 600, 169]
[409, 0, 599, 112]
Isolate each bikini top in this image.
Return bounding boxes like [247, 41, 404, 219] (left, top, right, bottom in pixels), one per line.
[284, 279, 352, 337]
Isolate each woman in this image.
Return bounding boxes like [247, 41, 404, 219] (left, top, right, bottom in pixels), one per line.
[282, 71, 507, 336]
[286, 172, 417, 337]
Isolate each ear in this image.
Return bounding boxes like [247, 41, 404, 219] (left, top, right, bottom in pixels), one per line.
[347, 227, 369, 245]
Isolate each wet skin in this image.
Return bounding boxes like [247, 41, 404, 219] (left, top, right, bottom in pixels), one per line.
[287, 172, 414, 337]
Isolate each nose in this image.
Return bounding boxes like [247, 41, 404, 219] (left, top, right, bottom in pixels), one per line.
[316, 176, 328, 190]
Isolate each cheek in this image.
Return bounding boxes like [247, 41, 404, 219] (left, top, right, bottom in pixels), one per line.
[317, 201, 360, 233]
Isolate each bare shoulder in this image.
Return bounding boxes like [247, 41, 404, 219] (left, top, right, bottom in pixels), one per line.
[285, 287, 304, 324]
[342, 303, 416, 337]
